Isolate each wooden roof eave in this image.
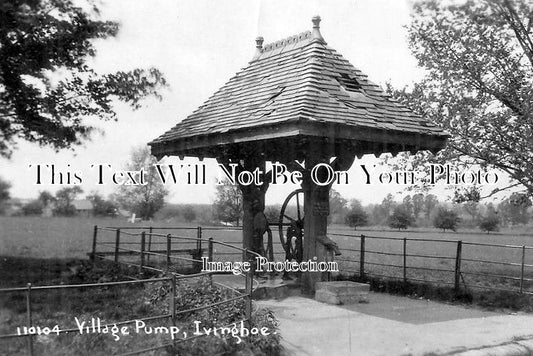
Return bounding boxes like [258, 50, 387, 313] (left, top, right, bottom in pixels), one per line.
[149, 121, 449, 161]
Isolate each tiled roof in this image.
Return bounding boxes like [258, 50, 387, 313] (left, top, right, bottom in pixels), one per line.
[150, 17, 447, 157]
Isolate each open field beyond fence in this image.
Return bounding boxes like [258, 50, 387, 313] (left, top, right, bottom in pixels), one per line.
[2, 216, 533, 295]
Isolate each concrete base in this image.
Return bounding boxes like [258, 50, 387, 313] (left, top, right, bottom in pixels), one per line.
[315, 281, 369, 305]
[211, 274, 301, 300]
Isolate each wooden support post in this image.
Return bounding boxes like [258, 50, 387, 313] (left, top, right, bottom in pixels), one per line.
[454, 240, 462, 293]
[91, 225, 98, 263]
[26, 283, 34, 356]
[520, 246, 526, 294]
[208, 237, 214, 286]
[195, 227, 203, 272]
[403, 238, 407, 284]
[170, 275, 176, 326]
[147, 227, 153, 263]
[360, 235, 366, 279]
[140, 232, 146, 274]
[114, 229, 121, 263]
[208, 238, 214, 262]
[301, 160, 331, 294]
[166, 234, 171, 271]
[244, 249, 254, 326]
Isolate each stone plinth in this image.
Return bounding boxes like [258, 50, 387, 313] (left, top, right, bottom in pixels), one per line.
[314, 281, 369, 305]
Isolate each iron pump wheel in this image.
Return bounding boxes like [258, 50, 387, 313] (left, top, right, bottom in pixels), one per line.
[278, 189, 304, 263]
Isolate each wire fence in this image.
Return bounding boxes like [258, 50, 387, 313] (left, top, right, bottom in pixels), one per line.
[332, 233, 533, 295]
[0, 225, 261, 356]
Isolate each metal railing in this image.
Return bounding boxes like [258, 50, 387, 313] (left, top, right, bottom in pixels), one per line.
[0, 226, 262, 356]
[332, 233, 533, 295]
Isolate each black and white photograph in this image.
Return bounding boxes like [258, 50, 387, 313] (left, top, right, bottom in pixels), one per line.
[1, 0, 533, 355]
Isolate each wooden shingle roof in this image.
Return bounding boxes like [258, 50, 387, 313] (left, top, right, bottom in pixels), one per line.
[150, 17, 447, 160]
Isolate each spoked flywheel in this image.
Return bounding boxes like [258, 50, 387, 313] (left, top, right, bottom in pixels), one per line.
[278, 189, 304, 263]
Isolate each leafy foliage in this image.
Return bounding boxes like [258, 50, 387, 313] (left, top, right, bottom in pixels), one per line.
[86, 192, 117, 216]
[264, 205, 280, 224]
[344, 200, 368, 230]
[498, 192, 531, 225]
[388, 205, 414, 230]
[148, 277, 283, 356]
[213, 180, 242, 226]
[21, 199, 44, 215]
[329, 189, 348, 224]
[390, 0, 533, 198]
[113, 146, 168, 220]
[53, 186, 82, 216]
[181, 204, 196, 222]
[0, 0, 167, 157]
[433, 207, 461, 232]
[479, 212, 500, 233]
[0, 176, 11, 214]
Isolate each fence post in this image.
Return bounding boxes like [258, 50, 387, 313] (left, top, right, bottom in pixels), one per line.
[208, 238, 214, 286]
[140, 232, 146, 274]
[360, 235, 365, 279]
[195, 227, 203, 272]
[170, 275, 176, 326]
[26, 283, 34, 356]
[91, 225, 98, 263]
[114, 229, 121, 263]
[208, 238, 214, 262]
[454, 240, 462, 293]
[147, 227, 153, 263]
[166, 234, 172, 271]
[244, 249, 254, 326]
[520, 246, 526, 294]
[403, 238, 407, 284]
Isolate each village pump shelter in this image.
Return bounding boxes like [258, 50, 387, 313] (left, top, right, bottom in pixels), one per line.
[149, 17, 448, 293]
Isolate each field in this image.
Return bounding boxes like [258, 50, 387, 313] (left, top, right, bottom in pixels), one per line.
[2, 216, 533, 294]
[0, 217, 282, 355]
[330, 226, 533, 295]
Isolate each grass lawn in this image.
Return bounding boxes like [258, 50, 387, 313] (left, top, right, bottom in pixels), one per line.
[2, 216, 533, 295]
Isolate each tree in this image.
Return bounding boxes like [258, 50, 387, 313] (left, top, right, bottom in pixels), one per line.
[0, 0, 167, 158]
[412, 193, 425, 219]
[182, 205, 196, 222]
[328, 189, 348, 224]
[498, 192, 531, 225]
[87, 192, 117, 217]
[373, 194, 396, 225]
[264, 205, 280, 224]
[344, 200, 368, 230]
[433, 207, 461, 232]
[390, 0, 533, 199]
[462, 201, 480, 225]
[388, 205, 414, 230]
[212, 180, 242, 226]
[0, 177, 11, 214]
[113, 146, 168, 220]
[21, 200, 44, 215]
[423, 194, 439, 219]
[479, 212, 500, 233]
[53, 186, 83, 216]
[38, 191, 55, 207]
[402, 195, 414, 217]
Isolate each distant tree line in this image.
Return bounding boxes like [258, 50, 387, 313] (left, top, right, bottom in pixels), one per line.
[339, 191, 531, 234]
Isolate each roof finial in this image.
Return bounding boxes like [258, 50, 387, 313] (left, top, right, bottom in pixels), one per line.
[311, 15, 325, 43]
[253, 36, 264, 60]
[256, 36, 264, 50]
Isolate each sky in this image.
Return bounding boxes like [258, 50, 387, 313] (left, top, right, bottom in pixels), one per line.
[0, 0, 506, 205]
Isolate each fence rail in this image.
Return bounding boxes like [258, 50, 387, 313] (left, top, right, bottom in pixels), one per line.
[334, 233, 533, 295]
[1, 225, 260, 356]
